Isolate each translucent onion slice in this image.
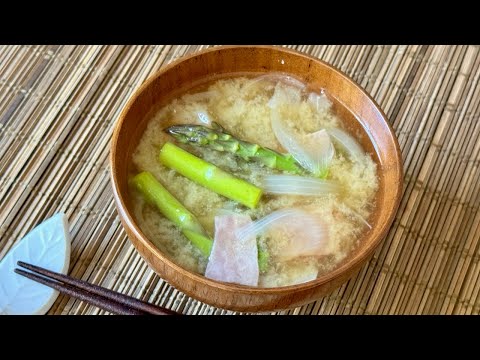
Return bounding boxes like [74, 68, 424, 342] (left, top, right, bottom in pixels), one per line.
[235, 208, 329, 261]
[328, 127, 364, 161]
[271, 112, 334, 177]
[268, 84, 335, 177]
[247, 73, 306, 92]
[335, 203, 372, 229]
[308, 91, 332, 113]
[267, 82, 302, 108]
[183, 90, 219, 102]
[305, 130, 335, 176]
[262, 175, 341, 196]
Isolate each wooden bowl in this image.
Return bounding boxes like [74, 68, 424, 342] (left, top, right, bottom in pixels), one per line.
[110, 46, 403, 312]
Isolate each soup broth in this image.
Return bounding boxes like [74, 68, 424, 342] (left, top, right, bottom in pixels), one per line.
[130, 75, 378, 288]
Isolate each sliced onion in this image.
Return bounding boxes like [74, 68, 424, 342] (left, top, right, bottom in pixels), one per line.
[328, 128, 364, 161]
[235, 208, 301, 242]
[271, 112, 334, 177]
[335, 203, 372, 229]
[305, 130, 335, 176]
[355, 213, 372, 230]
[268, 82, 302, 108]
[247, 73, 306, 92]
[235, 208, 329, 261]
[308, 91, 332, 113]
[268, 83, 334, 177]
[262, 175, 341, 196]
[184, 90, 219, 102]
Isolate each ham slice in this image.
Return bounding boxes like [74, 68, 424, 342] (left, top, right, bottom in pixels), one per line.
[205, 214, 259, 286]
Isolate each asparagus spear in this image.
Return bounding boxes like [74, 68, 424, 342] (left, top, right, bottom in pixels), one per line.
[257, 246, 269, 274]
[182, 229, 213, 258]
[158, 142, 263, 209]
[166, 123, 304, 174]
[131, 171, 212, 257]
[131, 171, 269, 271]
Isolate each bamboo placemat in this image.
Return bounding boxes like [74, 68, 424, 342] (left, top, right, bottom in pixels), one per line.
[1, 45, 479, 315]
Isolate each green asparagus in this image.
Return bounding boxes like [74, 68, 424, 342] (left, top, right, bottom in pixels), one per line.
[158, 142, 263, 209]
[257, 245, 269, 274]
[131, 171, 212, 257]
[131, 172, 269, 271]
[166, 123, 304, 174]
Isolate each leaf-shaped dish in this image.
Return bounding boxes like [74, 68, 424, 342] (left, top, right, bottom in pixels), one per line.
[0, 213, 71, 315]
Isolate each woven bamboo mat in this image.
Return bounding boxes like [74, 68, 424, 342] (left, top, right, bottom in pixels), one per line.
[1, 45, 479, 315]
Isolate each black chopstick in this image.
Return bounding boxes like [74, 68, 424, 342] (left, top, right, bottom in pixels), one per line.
[15, 261, 178, 316]
[14, 268, 146, 315]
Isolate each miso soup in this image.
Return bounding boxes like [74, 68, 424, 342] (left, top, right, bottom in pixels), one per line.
[129, 74, 378, 288]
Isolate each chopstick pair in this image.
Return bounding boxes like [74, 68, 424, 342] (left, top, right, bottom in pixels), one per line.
[14, 261, 178, 315]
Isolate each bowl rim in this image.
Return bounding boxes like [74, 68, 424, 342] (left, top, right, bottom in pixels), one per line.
[110, 45, 404, 295]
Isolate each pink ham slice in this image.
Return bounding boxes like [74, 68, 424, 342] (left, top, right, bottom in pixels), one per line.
[205, 214, 259, 286]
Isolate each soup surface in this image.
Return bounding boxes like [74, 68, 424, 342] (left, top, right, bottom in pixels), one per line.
[130, 75, 378, 287]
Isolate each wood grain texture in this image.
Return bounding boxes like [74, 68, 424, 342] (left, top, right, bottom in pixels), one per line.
[1, 45, 479, 314]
